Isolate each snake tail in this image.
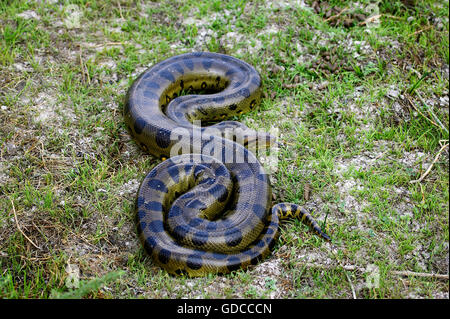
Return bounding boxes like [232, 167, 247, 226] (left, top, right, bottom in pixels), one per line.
[273, 203, 331, 242]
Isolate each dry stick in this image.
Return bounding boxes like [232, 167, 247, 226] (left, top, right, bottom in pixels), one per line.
[345, 271, 357, 299]
[383, 14, 404, 21]
[324, 7, 349, 22]
[358, 14, 381, 26]
[415, 92, 449, 134]
[391, 270, 449, 280]
[282, 83, 302, 89]
[10, 199, 41, 250]
[93, 42, 124, 48]
[325, 245, 358, 299]
[300, 263, 449, 280]
[406, 95, 441, 130]
[409, 25, 433, 37]
[79, 47, 86, 85]
[117, 1, 125, 20]
[410, 143, 449, 184]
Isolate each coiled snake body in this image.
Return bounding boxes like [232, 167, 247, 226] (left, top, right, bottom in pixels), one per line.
[125, 52, 330, 276]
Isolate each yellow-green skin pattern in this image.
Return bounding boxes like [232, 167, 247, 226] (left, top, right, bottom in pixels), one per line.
[125, 52, 330, 276]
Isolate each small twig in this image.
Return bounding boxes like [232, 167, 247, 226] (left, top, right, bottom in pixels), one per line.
[92, 42, 125, 48]
[299, 262, 449, 281]
[345, 271, 357, 299]
[324, 7, 349, 22]
[409, 25, 433, 37]
[358, 14, 381, 26]
[405, 95, 441, 130]
[410, 143, 449, 184]
[117, 1, 125, 20]
[415, 92, 449, 134]
[282, 83, 302, 89]
[391, 270, 448, 280]
[79, 47, 86, 85]
[10, 199, 41, 250]
[419, 183, 425, 204]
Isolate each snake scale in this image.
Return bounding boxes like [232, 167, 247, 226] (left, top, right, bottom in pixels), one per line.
[125, 52, 330, 276]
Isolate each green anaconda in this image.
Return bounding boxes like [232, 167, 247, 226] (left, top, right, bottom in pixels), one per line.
[125, 52, 330, 276]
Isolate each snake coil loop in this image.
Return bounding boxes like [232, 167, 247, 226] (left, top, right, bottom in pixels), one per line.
[125, 52, 330, 276]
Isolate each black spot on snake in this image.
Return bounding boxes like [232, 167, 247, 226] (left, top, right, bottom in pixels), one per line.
[225, 68, 235, 77]
[198, 177, 214, 185]
[133, 117, 146, 134]
[208, 184, 228, 203]
[202, 59, 213, 70]
[172, 225, 188, 241]
[192, 231, 209, 247]
[148, 168, 158, 178]
[158, 248, 171, 264]
[147, 179, 168, 193]
[183, 163, 194, 174]
[226, 256, 242, 272]
[183, 59, 194, 70]
[186, 254, 203, 270]
[148, 220, 164, 233]
[167, 166, 180, 183]
[160, 70, 175, 82]
[138, 221, 146, 232]
[146, 81, 160, 89]
[268, 237, 277, 250]
[173, 63, 184, 75]
[214, 165, 228, 177]
[188, 217, 203, 227]
[232, 82, 242, 89]
[145, 201, 163, 211]
[211, 252, 227, 260]
[143, 90, 158, 100]
[143, 236, 157, 254]
[205, 222, 217, 231]
[250, 254, 261, 265]
[197, 107, 208, 116]
[213, 96, 225, 104]
[228, 104, 237, 110]
[255, 239, 265, 248]
[251, 76, 261, 86]
[155, 128, 171, 148]
[136, 196, 145, 208]
[225, 228, 243, 247]
[252, 204, 266, 221]
[169, 205, 182, 218]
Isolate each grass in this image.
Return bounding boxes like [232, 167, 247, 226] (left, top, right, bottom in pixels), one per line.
[0, 0, 448, 299]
